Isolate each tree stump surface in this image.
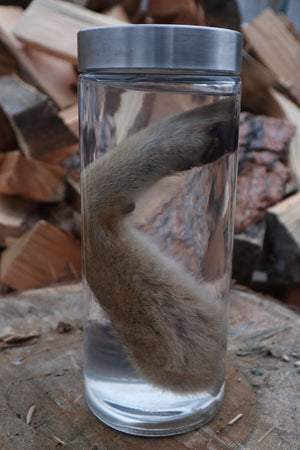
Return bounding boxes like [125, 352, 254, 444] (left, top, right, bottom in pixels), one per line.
[0, 283, 299, 449]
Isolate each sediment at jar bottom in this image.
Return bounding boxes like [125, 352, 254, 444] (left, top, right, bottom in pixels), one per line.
[83, 99, 235, 393]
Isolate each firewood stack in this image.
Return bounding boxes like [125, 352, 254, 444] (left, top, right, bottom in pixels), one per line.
[0, 0, 299, 306]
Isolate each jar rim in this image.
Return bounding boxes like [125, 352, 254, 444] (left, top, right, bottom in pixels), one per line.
[77, 25, 243, 74]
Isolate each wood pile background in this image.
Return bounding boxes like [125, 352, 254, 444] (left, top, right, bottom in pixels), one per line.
[0, 0, 299, 307]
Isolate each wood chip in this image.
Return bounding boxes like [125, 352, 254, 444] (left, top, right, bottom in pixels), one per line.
[257, 425, 275, 444]
[228, 413, 243, 426]
[26, 404, 36, 424]
[53, 435, 67, 445]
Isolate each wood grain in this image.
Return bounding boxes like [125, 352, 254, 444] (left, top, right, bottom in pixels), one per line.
[0, 150, 66, 202]
[243, 8, 300, 106]
[0, 195, 33, 247]
[241, 51, 283, 117]
[0, 284, 299, 448]
[13, 0, 125, 63]
[0, 220, 81, 290]
[0, 5, 77, 109]
[265, 192, 300, 282]
[0, 75, 78, 162]
[271, 89, 300, 190]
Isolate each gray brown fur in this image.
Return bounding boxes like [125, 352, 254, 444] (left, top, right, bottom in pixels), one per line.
[83, 98, 236, 393]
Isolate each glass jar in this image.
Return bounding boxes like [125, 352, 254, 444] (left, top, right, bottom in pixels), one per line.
[78, 25, 242, 437]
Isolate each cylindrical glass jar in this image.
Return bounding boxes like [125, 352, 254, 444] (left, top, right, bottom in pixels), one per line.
[78, 25, 242, 437]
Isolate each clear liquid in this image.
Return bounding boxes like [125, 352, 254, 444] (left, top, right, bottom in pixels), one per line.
[84, 314, 225, 436]
[80, 77, 239, 435]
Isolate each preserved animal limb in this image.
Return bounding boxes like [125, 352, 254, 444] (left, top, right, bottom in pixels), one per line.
[83, 98, 237, 393]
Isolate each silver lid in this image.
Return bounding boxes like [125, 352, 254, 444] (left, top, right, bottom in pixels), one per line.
[78, 25, 243, 74]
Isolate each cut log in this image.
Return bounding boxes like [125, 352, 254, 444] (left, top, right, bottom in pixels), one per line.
[59, 104, 79, 138]
[0, 220, 81, 290]
[278, 12, 300, 41]
[270, 89, 300, 190]
[13, 0, 126, 63]
[0, 150, 66, 202]
[22, 48, 77, 110]
[0, 5, 77, 109]
[0, 75, 78, 162]
[241, 51, 283, 117]
[65, 173, 81, 212]
[0, 5, 22, 36]
[0, 106, 17, 152]
[232, 219, 266, 285]
[243, 8, 300, 106]
[0, 6, 21, 76]
[23, 202, 81, 240]
[200, 0, 241, 31]
[142, 0, 204, 26]
[0, 195, 33, 247]
[1, 284, 299, 447]
[77, 0, 122, 11]
[147, 0, 196, 16]
[104, 4, 130, 22]
[122, 0, 140, 19]
[0, 41, 19, 76]
[264, 192, 300, 282]
[0, 7, 24, 76]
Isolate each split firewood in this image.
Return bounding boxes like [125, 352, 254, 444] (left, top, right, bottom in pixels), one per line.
[264, 192, 300, 283]
[78, 0, 122, 12]
[0, 6, 20, 76]
[148, 92, 200, 125]
[0, 150, 66, 202]
[243, 8, 300, 106]
[241, 51, 283, 117]
[232, 219, 266, 285]
[4, 236, 20, 248]
[23, 202, 81, 240]
[22, 49, 77, 110]
[104, 4, 130, 22]
[0, 5, 21, 37]
[137, 0, 205, 26]
[59, 104, 79, 138]
[0, 195, 33, 247]
[0, 6, 77, 109]
[200, 0, 241, 31]
[0, 75, 78, 162]
[0, 220, 81, 290]
[13, 0, 126, 63]
[278, 12, 300, 41]
[0, 106, 17, 152]
[122, 0, 140, 19]
[270, 89, 300, 190]
[65, 173, 81, 212]
[0, 41, 18, 76]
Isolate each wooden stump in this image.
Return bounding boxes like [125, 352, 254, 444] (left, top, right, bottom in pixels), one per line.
[0, 284, 299, 448]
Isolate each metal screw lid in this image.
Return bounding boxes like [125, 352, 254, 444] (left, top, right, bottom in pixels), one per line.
[78, 25, 243, 74]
